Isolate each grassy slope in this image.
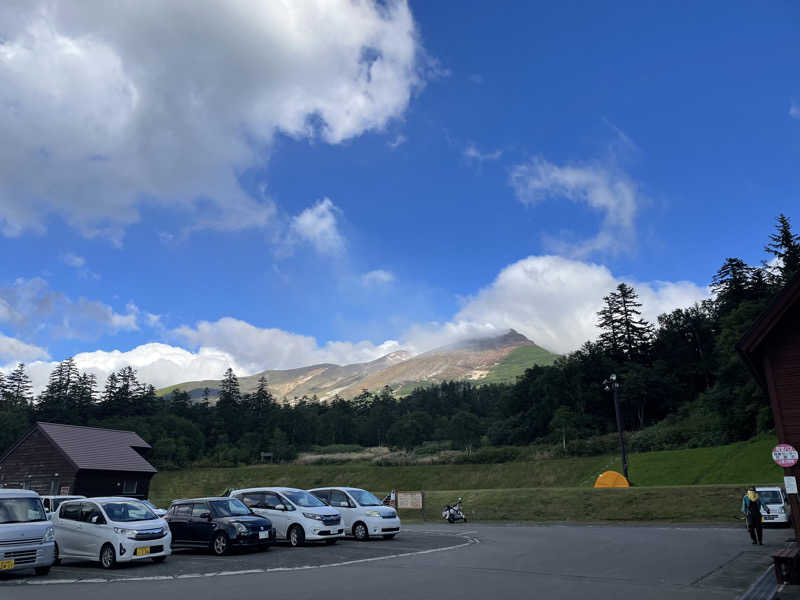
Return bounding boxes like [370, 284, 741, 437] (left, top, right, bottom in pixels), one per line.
[481, 345, 560, 384]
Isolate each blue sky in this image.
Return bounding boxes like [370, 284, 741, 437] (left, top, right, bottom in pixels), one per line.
[0, 1, 798, 390]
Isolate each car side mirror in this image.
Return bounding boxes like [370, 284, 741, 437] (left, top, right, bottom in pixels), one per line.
[200, 512, 211, 520]
[274, 504, 285, 511]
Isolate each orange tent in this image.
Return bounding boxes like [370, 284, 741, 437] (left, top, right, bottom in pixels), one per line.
[594, 470, 630, 488]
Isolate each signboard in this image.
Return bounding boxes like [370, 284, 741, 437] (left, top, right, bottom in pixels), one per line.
[785, 476, 798, 495]
[773, 444, 799, 468]
[59, 486, 71, 495]
[396, 491, 424, 510]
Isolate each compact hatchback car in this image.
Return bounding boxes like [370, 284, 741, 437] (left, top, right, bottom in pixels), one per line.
[166, 497, 275, 555]
[52, 497, 171, 569]
[229, 487, 344, 546]
[41, 495, 85, 518]
[0, 489, 56, 576]
[309, 487, 401, 540]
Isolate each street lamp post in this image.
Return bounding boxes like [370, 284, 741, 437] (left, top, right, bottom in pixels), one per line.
[604, 374, 629, 482]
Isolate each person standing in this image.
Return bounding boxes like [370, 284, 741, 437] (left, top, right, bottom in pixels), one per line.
[741, 486, 770, 545]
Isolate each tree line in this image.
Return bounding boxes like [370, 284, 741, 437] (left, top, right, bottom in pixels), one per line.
[1, 213, 798, 468]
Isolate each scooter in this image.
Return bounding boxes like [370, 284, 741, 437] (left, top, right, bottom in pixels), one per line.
[442, 497, 467, 523]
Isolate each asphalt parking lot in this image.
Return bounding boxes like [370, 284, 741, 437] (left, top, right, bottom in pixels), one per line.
[0, 523, 781, 599]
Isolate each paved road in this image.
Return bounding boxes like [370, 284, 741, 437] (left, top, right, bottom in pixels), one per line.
[0, 523, 781, 599]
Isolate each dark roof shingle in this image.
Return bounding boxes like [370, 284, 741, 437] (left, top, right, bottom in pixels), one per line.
[37, 422, 157, 473]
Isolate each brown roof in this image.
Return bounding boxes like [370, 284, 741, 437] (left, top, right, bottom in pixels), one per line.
[36, 422, 157, 473]
[737, 273, 800, 389]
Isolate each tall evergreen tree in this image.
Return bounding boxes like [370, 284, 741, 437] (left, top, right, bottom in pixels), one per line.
[597, 283, 653, 359]
[3, 363, 33, 408]
[217, 368, 242, 439]
[711, 258, 753, 315]
[765, 213, 800, 283]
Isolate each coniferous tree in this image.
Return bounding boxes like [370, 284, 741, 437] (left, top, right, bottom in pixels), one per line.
[217, 368, 242, 439]
[765, 213, 800, 283]
[3, 363, 33, 408]
[711, 258, 753, 315]
[597, 283, 653, 360]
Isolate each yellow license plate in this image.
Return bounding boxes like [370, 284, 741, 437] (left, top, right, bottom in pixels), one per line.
[135, 547, 151, 557]
[0, 560, 14, 570]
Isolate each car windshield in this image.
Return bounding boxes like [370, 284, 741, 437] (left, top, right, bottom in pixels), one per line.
[283, 491, 326, 508]
[210, 499, 251, 517]
[348, 489, 382, 506]
[0, 498, 47, 524]
[758, 490, 783, 505]
[101, 501, 157, 522]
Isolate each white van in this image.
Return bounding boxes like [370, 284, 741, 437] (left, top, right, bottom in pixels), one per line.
[309, 487, 401, 540]
[52, 497, 171, 569]
[0, 489, 56, 576]
[756, 486, 792, 526]
[229, 487, 344, 547]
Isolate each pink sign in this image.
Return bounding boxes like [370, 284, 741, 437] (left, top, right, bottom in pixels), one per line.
[772, 444, 799, 468]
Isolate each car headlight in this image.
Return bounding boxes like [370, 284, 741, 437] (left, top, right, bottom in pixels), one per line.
[779, 507, 786, 514]
[303, 512, 324, 521]
[364, 510, 381, 518]
[43, 527, 55, 542]
[235, 522, 248, 535]
[114, 527, 138, 539]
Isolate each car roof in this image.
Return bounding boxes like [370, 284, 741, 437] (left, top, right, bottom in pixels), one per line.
[308, 486, 364, 493]
[0, 489, 40, 498]
[230, 487, 302, 494]
[41, 495, 85, 500]
[65, 496, 142, 504]
[170, 497, 233, 504]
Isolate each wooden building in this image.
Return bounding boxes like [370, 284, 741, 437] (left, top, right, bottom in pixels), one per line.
[738, 274, 800, 540]
[0, 422, 157, 499]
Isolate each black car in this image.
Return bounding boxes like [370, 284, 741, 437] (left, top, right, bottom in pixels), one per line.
[166, 497, 275, 555]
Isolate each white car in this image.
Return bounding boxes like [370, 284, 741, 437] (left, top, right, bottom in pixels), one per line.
[41, 495, 85, 518]
[141, 500, 167, 518]
[52, 497, 171, 569]
[756, 486, 792, 526]
[229, 487, 344, 547]
[309, 487, 401, 540]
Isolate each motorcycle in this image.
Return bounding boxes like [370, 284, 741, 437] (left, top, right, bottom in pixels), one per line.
[442, 497, 467, 523]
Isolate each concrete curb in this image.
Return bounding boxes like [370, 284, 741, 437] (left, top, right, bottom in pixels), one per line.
[740, 565, 776, 600]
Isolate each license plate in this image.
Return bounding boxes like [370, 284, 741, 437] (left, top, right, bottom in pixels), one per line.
[258, 531, 269, 539]
[135, 547, 151, 557]
[0, 560, 14, 570]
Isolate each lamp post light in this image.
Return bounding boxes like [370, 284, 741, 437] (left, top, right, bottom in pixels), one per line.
[603, 374, 629, 482]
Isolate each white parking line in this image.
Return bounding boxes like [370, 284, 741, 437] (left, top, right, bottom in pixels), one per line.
[10, 535, 479, 586]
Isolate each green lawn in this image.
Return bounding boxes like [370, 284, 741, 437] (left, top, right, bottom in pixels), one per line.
[481, 345, 560, 384]
[149, 436, 783, 523]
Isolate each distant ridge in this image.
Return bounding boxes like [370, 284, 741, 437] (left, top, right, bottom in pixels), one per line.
[157, 329, 558, 404]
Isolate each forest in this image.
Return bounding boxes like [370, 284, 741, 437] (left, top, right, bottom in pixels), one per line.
[0, 214, 798, 469]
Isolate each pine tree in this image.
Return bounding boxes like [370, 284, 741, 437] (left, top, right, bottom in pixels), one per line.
[597, 283, 653, 359]
[218, 368, 242, 440]
[37, 357, 82, 423]
[597, 291, 622, 356]
[711, 258, 753, 315]
[4, 363, 33, 408]
[765, 213, 800, 283]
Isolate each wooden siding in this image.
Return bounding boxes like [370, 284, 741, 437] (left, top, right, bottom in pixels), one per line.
[74, 470, 154, 500]
[0, 428, 77, 495]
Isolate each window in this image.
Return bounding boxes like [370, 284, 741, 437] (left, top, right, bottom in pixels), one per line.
[330, 490, 352, 508]
[311, 490, 331, 504]
[172, 504, 192, 517]
[262, 492, 282, 510]
[100, 501, 156, 522]
[191, 503, 210, 518]
[210, 499, 251, 517]
[0, 498, 47, 523]
[123, 480, 138, 494]
[43, 498, 52, 512]
[60, 502, 81, 521]
[241, 493, 266, 509]
[81, 503, 106, 525]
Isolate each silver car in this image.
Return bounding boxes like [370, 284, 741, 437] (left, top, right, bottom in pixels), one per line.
[0, 489, 56, 576]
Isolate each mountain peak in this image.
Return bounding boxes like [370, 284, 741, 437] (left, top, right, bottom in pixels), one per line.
[431, 328, 536, 354]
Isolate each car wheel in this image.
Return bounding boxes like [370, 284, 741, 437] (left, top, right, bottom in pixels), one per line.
[353, 522, 369, 541]
[212, 532, 230, 556]
[447, 515, 455, 523]
[34, 566, 51, 576]
[100, 543, 116, 569]
[152, 556, 166, 564]
[53, 543, 61, 566]
[288, 525, 305, 547]
[325, 538, 337, 545]
[382, 534, 396, 540]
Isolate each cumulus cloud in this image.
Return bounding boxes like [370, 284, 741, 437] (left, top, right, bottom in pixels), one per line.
[361, 269, 396, 286]
[62, 253, 86, 268]
[0, 332, 49, 362]
[288, 198, 346, 255]
[0, 277, 138, 339]
[0, 1, 424, 241]
[509, 158, 640, 257]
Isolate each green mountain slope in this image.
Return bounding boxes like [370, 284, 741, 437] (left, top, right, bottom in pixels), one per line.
[481, 345, 560, 384]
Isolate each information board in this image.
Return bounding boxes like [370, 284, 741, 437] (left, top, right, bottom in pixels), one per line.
[397, 491, 424, 510]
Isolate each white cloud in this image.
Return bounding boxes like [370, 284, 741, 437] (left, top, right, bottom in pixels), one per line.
[62, 253, 86, 268]
[791, 102, 800, 120]
[509, 158, 640, 257]
[0, 1, 424, 241]
[289, 198, 346, 255]
[464, 142, 502, 163]
[388, 134, 407, 149]
[0, 332, 49, 362]
[362, 269, 396, 286]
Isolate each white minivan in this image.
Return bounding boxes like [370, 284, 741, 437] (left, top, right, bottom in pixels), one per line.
[0, 489, 56, 576]
[756, 486, 792, 526]
[229, 487, 344, 547]
[309, 487, 401, 540]
[52, 497, 171, 569]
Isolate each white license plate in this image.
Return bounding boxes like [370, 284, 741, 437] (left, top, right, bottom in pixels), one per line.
[258, 531, 269, 539]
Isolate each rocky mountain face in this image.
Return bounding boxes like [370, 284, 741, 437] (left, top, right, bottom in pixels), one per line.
[159, 329, 556, 404]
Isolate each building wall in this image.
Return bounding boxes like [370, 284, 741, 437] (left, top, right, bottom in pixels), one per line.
[766, 306, 800, 446]
[74, 470, 154, 500]
[0, 428, 77, 495]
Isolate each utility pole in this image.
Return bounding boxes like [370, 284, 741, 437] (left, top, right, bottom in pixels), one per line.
[604, 374, 629, 482]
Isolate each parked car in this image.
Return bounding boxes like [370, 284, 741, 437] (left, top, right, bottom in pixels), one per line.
[756, 486, 792, 526]
[141, 500, 167, 518]
[228, 487, 344, 547]
[309, 487, 401, 540]
[0, 489, 56, 576]
[41, 495, 85, 518]
[51, 497, 171, 569]
[165, 497, 275, 555]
